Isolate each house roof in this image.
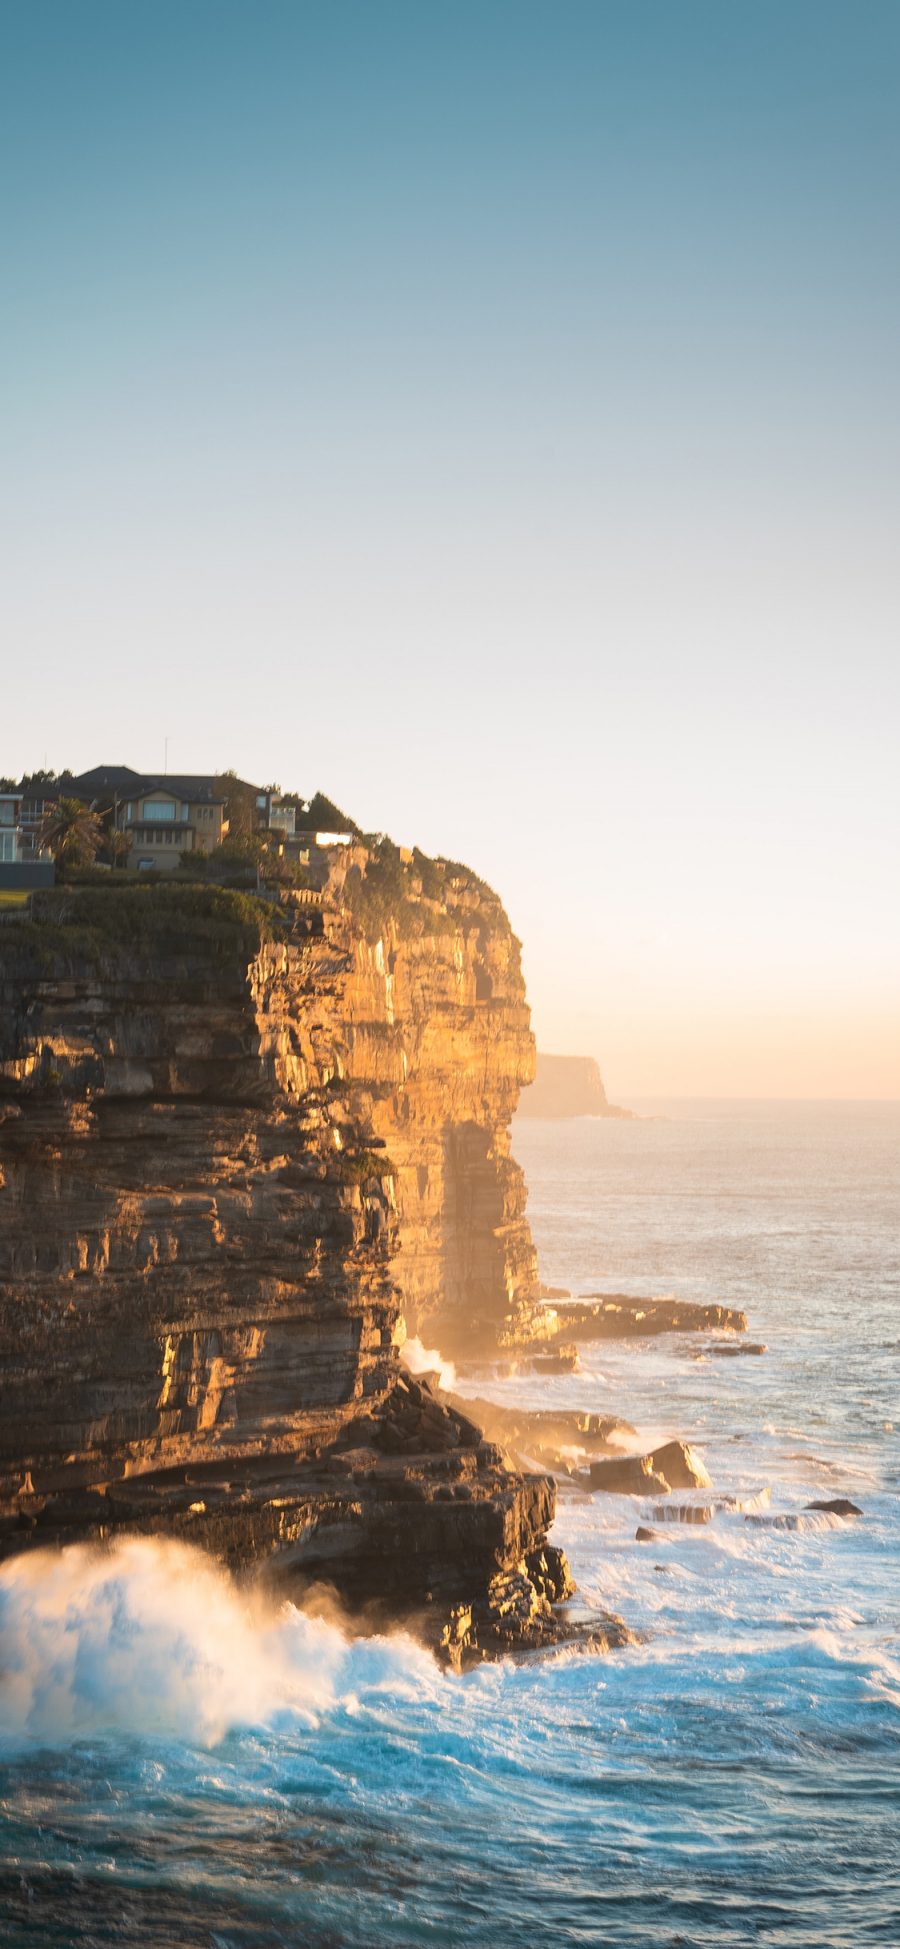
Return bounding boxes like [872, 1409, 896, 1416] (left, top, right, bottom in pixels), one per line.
[67, 767, 145, 796]
[68, 768, 228, 807]
[138, 776, 226, 805]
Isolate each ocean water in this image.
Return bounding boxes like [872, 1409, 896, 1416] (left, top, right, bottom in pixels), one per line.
[1, 1100, 898, 1947]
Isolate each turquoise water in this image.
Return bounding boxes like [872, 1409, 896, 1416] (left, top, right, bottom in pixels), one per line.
[1, 1101, 898, 1946]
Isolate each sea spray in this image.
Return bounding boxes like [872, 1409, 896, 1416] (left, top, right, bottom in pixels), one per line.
[401, 1334, 457, 1392]
[0, 1107, 896, 1947]
[0, 1537, 439, 1748]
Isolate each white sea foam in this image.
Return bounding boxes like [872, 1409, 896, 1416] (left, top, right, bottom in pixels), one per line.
[401, 1335, 457, 1392]
[0, 1110, 896, 1947]
[0, 1538, 438, 1748]
[744, 1510, 848, 1532]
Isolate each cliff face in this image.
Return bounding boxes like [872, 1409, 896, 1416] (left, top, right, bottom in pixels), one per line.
[361, 892, 542, 1355]
[0, 865, 553, 1643]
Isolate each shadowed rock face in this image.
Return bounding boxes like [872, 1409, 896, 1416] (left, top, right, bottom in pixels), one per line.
[0, 870, 556, 1641]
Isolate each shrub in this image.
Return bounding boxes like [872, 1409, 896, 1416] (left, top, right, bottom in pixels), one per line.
[0, 884, 287, 973]
[338, 1148, 398, 1182]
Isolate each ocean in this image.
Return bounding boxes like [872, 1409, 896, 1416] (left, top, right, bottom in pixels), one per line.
[1, 1101, 898, 1947]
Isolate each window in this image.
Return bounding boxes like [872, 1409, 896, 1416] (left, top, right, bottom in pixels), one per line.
[142, 798, 177, 822]
[0, 831, 18, 862]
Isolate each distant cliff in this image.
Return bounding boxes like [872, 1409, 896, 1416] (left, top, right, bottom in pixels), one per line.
[517, 1052, 633, 1120]
[0, 856, 559, 1653]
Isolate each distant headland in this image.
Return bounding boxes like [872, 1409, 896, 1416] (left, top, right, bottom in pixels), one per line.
[517, 1052, 635, 1120]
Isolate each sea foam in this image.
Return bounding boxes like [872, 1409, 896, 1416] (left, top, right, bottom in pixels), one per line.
[0, 1537, 437, 1748]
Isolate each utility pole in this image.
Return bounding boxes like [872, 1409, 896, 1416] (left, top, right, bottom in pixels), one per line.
[164, 736, 170, 776]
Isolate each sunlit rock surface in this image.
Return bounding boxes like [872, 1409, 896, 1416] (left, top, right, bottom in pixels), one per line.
[0, 862, 561, 1647]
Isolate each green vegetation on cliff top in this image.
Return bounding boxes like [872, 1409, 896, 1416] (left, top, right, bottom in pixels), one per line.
[0, 826, 514, 969]
[0, 885, 286, 972]
[343, 838, 506, 944]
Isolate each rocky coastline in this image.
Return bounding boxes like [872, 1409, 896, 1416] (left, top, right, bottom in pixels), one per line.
[0, 854, 750, 1667]
[0, 857, 567, 1662]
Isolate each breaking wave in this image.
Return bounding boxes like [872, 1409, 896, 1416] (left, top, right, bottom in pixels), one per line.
[0, 1537, 438, 1748]
[401, 1333, 457, 1392]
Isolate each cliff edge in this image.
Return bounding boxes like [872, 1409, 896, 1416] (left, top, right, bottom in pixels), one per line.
[0, 857, 564, 1659]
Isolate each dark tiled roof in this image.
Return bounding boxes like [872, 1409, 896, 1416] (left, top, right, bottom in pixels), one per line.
[68, 769, 229, 806]
[139, 776, 226, 805]
[67, 767, 144, 796]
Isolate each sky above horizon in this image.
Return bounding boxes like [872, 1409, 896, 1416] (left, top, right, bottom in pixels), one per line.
[3, 1, 898, 1098]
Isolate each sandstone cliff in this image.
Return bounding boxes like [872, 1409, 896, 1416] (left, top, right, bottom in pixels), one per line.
[0, 859, 558, 1652]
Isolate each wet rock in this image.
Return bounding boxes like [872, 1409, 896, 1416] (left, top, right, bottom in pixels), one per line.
[589, 1456, 670, 1495]
[706, 1340, 767, 1357]
[744, 1511, 852, 1531]
[588, 1439, 710, 1497]
[437, 1545, 574, 1669]
[526, 1542, 576, 1604]
[447, 1397, 636, 1474]
[805, 1498, 863, 1518]
[647, 1441, 711, 1489]
[438, 1559, 637, 1671]
[580, 1615, 640, 1655]
[649, 1502, 715, 1524]
[514, 1343, 580, 1376]
[635, 1525, 661, 1542]
[552, 1296, 748, 1340]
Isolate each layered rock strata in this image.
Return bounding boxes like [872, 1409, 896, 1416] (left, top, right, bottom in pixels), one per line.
[0, 868, 560, 1649]
[445, 1395, 637, 1475]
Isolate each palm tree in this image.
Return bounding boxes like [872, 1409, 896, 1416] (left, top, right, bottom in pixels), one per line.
[104, 826, 132, 868]
[38, 798, 106, 868]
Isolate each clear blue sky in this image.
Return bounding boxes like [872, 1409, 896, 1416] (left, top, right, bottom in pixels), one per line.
[3, 2, 898, 1093]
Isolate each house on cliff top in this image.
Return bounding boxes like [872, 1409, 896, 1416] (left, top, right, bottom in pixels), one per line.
[67, 767, 228, 874]
[8, 764, 358, 877]
[0, 792, 55, 888]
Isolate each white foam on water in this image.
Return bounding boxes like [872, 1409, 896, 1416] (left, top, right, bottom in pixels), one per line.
[744, 1510, 847, 1532]
[0, 1537, 439, 1749]
[401, 1335, 457, 1392]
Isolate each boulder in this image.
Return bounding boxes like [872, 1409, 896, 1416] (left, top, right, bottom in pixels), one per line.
[589, 1456, 669, 1495]
[708, 1341, 767, 1357]
[647, 1440, 711, 1489]
[805, 1498, 863, 1518]
[635, 1525, 661, 1542]
[518, 1343, 580, 1375]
